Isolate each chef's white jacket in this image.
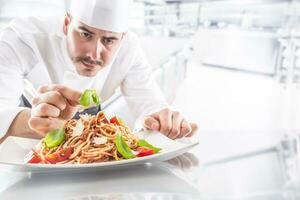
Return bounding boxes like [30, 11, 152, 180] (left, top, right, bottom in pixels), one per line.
[0, 16, 168, 138]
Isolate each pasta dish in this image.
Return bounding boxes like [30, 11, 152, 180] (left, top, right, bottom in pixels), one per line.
[24, 111, 161, 164]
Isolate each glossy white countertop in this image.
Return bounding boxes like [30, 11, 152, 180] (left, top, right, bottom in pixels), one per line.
[0, 132, 298, 200]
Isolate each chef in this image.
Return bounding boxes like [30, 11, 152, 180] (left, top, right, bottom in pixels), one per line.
[0, 0, 197, 142]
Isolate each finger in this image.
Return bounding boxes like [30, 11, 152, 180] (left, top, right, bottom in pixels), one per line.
[178, 154, 193, 169]
[38, 84, 81, 106]
[143, 116, 160, 131]
[31, 91, 67, 110]
[186, 123, 198, 137]
[154, 108, 172, 136]
[31, 103, 60, 118]
[167, 157, 182, 168]
[28, 117, 65, 135]
[184, 152, 200, 166]
[179, 120, 192, 138]
[37, 85, 79, 119]
[28, 117, 52, 134]
[59, 105, 78, 120]
[168, 112, 183, 140]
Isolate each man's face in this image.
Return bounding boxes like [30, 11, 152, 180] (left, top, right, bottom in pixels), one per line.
[63, 14, 124, 77]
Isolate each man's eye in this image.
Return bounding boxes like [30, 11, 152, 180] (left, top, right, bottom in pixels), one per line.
[79, 32, 92, 39]
[102, 38, 114, 45]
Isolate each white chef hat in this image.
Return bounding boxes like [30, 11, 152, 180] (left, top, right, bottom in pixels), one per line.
[69, 0, 132, 33]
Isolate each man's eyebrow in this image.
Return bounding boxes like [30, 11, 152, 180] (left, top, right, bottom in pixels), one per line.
[78, 26, 94, 35]
[103, 36, 119, 40]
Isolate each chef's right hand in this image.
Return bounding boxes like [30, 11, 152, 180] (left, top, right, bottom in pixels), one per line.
[28, 84, 82, 136]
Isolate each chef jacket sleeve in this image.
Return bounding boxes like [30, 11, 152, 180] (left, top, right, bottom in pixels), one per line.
[120, 40, 169, 122]
[0, 40, 28, 139]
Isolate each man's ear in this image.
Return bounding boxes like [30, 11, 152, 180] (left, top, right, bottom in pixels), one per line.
[63, 12, 71, 35]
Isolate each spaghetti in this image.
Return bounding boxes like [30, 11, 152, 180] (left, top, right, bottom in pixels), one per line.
[25, 111, 159, 164]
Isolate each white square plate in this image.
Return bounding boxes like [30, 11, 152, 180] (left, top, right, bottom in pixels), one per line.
[0, 131, 199, 173]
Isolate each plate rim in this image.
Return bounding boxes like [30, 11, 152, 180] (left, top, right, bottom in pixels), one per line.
[0, 136, 199, 170]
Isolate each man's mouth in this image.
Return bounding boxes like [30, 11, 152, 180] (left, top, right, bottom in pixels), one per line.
[81, 60, 96, 69]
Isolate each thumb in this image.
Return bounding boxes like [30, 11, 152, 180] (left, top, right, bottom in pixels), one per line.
[186, 123, 198, 137]
[143, 116, 160, 131]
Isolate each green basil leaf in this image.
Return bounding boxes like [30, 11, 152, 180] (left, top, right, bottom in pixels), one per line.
[138, 139, 161, 153]
[79, 89, 101, 108]
[115, 131, 135, 159]
[91, 91, 100, 106]
[44, 128, 66, 149]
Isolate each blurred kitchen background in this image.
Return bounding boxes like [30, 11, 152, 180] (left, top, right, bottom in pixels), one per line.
[2, 0, 300, 195]
[0, 0, 300, 139]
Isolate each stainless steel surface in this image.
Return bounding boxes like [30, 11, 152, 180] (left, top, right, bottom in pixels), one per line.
[193, 28, 278, 75]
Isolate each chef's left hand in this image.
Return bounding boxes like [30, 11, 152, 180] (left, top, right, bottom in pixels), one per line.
[143, 108, 198, 140]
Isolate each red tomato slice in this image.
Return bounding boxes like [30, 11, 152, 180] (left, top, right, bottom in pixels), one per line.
[27, 154, 42, 164]
[45, 153, 58, 164]
[57, 147, 73, 162]
[45, 147, 74, 164]
[136, 147, 154, 157]
[25, 151, 42, 164]
[110, 116, 119, 125]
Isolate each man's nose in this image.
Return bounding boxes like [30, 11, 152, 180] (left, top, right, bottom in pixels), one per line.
[89, 39, 103, 60]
